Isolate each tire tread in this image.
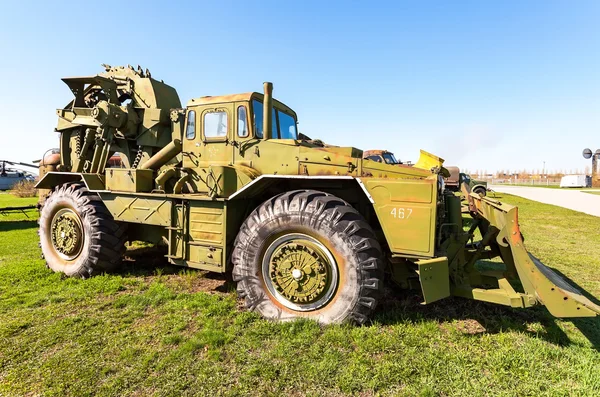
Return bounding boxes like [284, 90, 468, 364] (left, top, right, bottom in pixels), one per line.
[232, 189, 384, 324]
[39, 182, 127, 277]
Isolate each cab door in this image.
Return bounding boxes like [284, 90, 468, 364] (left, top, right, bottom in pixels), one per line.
[199, 104, 234, 166]
[232, 102, 251, 165]
[181, 104, 234, 194]
[182, 108, 200, 169]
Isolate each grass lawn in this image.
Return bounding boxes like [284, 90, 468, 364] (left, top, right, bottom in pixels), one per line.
[0, 193, 599, 396]
[0, 192, 38, 207]
[585, 191, 600, 196]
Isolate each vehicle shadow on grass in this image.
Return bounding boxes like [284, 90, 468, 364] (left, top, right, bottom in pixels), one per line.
[116, 245, 234, 293]
[118, 245, 181, 277]
[374, 285, 600, 350]
[0, 219, 37, 232]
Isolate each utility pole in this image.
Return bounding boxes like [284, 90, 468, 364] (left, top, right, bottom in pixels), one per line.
[543, 161, 546, 185]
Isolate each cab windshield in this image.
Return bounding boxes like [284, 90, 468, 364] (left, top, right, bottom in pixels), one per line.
[382, 153, 398, 164]
[253, 100, 298, 139]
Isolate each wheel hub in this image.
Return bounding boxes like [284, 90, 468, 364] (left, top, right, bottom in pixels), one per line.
[51, 208, 83, 260]
[291, 268, 303, 280]
[263, 233, 338, 311]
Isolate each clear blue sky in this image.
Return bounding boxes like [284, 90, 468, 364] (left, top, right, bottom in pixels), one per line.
[1, 0, 598, 175]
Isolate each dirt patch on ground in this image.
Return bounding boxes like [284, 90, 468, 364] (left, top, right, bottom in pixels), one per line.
[166, 272, 232, 295]
[120, 245, 233, 296]
[453, 319, 486, 335]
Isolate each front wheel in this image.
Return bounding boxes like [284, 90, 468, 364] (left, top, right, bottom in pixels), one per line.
[232, 190, 384, 324]
[38, 182, 127, 277]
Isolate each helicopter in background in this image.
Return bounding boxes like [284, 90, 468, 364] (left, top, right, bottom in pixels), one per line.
[0, 160, 38, 190]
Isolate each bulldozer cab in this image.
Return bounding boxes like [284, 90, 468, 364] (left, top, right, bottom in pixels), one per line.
[182, 92, 300, 184]
[182, 93, 299, 168]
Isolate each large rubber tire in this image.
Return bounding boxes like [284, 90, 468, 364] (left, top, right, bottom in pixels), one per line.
[232, 190, 384, 324]
[473, 187, 487, 197]
[38, 182, 127, 278]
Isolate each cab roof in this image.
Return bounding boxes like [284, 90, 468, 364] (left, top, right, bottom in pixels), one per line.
[363, 149, 393, 157]
[187, 92, 297, 117]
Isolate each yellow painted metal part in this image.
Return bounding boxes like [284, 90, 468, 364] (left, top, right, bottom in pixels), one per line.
[364, 178, 438, 257]
[472, 196, 600, 317]
[413, 150, 444, 172]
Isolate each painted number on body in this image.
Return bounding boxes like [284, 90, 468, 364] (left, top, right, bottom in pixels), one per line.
[390, 207, 413, 219]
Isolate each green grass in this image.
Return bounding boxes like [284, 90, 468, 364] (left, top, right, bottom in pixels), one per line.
[0, 191, 38, 207]
[585, 191, 600, 196]
[0, 194, 599, 396]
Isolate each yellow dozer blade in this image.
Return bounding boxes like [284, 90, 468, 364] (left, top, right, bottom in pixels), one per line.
[470, 195, 600, 318]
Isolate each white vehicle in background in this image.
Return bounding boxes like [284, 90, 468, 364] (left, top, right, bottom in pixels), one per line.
[560, 174, 590, 188]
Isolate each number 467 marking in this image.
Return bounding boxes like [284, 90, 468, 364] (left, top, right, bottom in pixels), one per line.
[390, 207, 413, 219]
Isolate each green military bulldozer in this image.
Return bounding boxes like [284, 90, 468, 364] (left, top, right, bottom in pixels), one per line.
[36, 65, 600, 324]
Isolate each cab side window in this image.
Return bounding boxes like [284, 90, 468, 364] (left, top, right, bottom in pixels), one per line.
[237, 106, 248, 137]
[204, 111, 228, 139]
[185, 110, 196, 139]
[277, 110, 298, 139]
[253, 100, 264, 138]
[366, 155, 383, 163]
[252, 100, 278, 138]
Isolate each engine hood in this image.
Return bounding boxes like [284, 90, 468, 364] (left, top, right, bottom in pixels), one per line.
[297, 144, 437, 179]
[307, 145, 363, 158]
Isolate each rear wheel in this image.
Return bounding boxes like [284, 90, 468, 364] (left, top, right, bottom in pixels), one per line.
[473, 186, 487, 196]
[38, 182, 127, 277]
[232, 190, 384, 324]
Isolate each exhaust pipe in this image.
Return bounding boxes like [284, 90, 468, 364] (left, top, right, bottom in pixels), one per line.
[263, 82, 273, 140]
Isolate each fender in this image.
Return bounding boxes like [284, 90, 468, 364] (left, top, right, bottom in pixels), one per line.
[229, 174, 438, 258]
[35, 172, 106, 192]
[228, 174, 374, 202]
[471, 183, 487, 192]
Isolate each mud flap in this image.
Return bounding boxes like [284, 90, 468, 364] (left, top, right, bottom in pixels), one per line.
[416, 257, 450, 304]
[473, 196, 600, 318]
